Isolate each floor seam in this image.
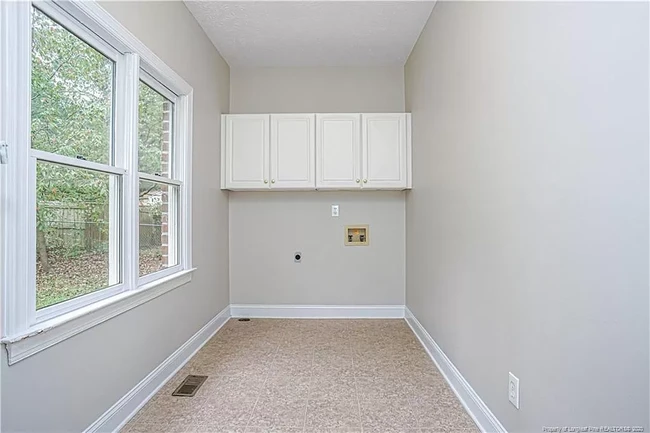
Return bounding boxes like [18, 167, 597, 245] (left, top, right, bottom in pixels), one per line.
[302, 344, 314, 433]
[352, 344, 363, 433]
[242, 340, 276, 431]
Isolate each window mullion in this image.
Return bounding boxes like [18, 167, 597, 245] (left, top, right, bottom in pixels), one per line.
[177, 94, 193, 270]
[115, 52, 140, 292]
[0, 0, 32, 337]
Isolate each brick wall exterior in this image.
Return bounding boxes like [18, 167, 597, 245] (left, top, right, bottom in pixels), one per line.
[161, 101, 171, 266]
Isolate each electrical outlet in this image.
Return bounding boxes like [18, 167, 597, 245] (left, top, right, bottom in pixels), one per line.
[508, 372, 520, 409]
[331, 205, 339, 217]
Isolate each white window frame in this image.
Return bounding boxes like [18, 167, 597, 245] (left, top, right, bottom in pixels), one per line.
[0, 0, 194, 364]
[137, 73, 183, 286]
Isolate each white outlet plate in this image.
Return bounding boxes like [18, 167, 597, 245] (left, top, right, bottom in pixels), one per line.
[509, 372, 520, 409]
[331, 205, 339, 217]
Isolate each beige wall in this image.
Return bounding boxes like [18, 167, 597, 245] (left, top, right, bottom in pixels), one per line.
[230, 66, 405, 113]
[1, 2, 230, 431]
[229, 66, 406, 306]
[405, 2, 649, 431]
[230, 191, 405, 305]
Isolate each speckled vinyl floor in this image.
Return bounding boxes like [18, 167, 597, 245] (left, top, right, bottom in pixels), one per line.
[122, 319, 478, 433]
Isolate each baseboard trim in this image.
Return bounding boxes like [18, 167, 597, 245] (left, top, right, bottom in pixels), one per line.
[405, 307, 507, 433]
[84, 305, 231, 433]
[230, 304, 405, 319]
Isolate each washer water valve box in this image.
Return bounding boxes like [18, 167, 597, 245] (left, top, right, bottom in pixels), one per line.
[345, 225, 369, 246]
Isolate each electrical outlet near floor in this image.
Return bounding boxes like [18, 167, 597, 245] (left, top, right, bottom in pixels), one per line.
[509, 372, 520, 409]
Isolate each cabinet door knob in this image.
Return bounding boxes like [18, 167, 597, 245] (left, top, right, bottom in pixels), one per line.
[363, 179, 368, 183]
[264, 180, 268, 184]
[271, 179, 276, 184]
[356, 179, 360, 183]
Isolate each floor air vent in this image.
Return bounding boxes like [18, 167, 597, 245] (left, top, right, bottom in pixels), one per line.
[172, 375, 208, 397]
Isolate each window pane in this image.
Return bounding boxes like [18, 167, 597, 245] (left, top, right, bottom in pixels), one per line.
[36, 161, 120, 310]
[139, 180, 178, 276]
[139, 81, 174, 176]
[31, 7, 114, 165]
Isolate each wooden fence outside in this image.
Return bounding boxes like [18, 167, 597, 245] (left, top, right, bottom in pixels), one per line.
[39, 201, 162, 258]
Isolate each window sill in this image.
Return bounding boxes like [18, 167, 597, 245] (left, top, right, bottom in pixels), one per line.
[2, 268, 195, 365]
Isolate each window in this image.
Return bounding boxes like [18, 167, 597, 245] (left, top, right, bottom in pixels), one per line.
[0, 0, 193, 358]
[31, 7, 120, 312]
[139, 180, 179, 276]
[138, 81, 173, 176]
[36, 161, 120, 310]
[138, 80, 181, 280]
[31, 7, 114, 164]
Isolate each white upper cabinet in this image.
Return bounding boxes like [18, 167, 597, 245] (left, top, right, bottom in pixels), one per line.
[222, 114, 269, 190]
[270, 114, 315, 189]
[316, 114, 361, 189]
[362, 114, 410, 189]
[221, 113, 411, 191]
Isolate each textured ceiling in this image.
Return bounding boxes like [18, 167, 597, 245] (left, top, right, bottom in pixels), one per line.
[184, 1, 435, 67]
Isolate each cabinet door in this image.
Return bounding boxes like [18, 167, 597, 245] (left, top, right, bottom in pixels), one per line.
[224, 115, 270, 190]
[270, 114, 315, 189]
[362, 114, 407, 189]
[316, 114, 361, 189]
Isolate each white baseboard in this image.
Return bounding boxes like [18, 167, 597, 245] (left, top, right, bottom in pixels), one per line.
[84, 305, 231, 433]
[230, 304, 405, 319]
[405, 307, 507, 433]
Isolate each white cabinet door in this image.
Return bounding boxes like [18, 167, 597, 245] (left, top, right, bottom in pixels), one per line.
[362, 114, 407, 189]
[270, 114, 315, 189]
[316, 114, 361, 189]
[223, 115, 269, 190]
